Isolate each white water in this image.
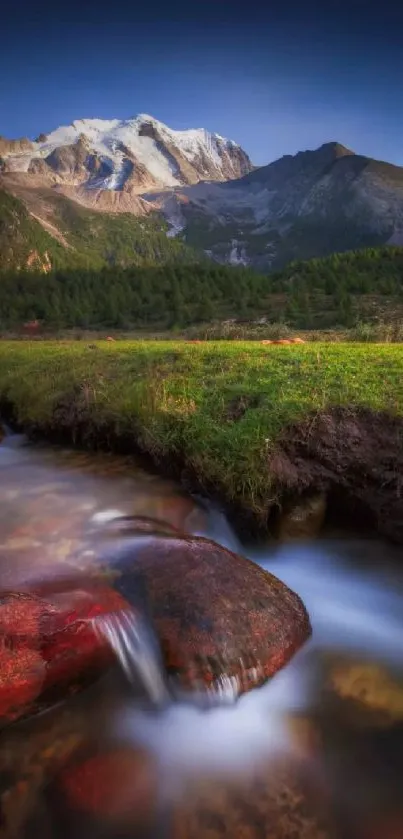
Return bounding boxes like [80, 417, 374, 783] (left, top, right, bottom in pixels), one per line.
[105, 533, 403, 796]
[1, 435, 403, 834]
[93, 608, 170, 705]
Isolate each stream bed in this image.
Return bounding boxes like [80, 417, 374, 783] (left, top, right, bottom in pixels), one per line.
[0, 431, 402, 839]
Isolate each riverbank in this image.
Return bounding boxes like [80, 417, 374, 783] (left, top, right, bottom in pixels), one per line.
[0, 341, 402, 541]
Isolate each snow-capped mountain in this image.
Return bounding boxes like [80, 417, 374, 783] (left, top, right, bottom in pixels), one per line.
[3, 117, 403, 272]
[0, 114, 253, 194]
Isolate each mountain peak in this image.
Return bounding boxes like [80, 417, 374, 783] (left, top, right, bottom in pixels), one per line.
[135, 113, 157, 123]
[1, 114, 253, 194]
[318, 141, 355, 157]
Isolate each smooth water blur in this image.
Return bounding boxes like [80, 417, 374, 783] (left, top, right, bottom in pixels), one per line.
[94, 608, 171, 706]
[1, 431, 403, 838]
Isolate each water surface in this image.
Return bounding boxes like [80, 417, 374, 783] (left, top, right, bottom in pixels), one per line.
[1, 432, 403, 839]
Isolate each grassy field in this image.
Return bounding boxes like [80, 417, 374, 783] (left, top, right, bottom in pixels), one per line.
[0, 340, 403, 527]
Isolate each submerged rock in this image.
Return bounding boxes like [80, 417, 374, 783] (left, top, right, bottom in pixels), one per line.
[100, 514, 181, 538]
[321, 654, 403, 728]
[131, 490, 204, 532]
[277, 492, 327, 540]
[313, 654, 403, 839]
[0, 584, 130, 726]
[97, 533, 311, 698]
[0, 677, 162, 839]
[49, 745, 158, 837]
[171, 760, 332, 839]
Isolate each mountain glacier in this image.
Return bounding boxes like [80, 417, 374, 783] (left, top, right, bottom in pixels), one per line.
[1, 114, 253, 191]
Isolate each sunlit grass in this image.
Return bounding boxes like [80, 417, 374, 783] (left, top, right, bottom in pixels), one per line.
[0, 340, 402, 521]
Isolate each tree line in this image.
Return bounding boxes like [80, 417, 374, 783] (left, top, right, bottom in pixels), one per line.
[0, 263, 269, 329]
[1, 245, 403, 330]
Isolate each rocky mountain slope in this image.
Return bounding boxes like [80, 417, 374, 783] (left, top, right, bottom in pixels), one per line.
[2, 114, 403, 271]
[149, 142, 403, 268]
[0, 114, 252, 197]
[0, 189, 197, 272]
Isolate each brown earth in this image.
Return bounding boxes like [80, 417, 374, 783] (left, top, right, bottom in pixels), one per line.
[3, 393, 403, 543]
[270, 406, 403, 543]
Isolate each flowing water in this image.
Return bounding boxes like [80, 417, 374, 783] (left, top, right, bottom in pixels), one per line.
[0, 430, 403, 838]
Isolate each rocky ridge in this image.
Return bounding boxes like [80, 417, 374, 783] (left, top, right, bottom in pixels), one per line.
[1, 114, 252, 194]
[3, 116, 403, 269]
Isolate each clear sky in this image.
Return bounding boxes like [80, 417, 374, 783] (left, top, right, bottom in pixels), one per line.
[2, 0, 403, 167]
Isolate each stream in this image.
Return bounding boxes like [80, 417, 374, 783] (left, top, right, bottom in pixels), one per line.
[0, 430, 403, 839]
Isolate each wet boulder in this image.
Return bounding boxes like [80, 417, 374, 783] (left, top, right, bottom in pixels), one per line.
[98, 534, 311, 698]
[0, 584, 130, 726]
[131, 492, 207, 533]
[100, 514, 181, 538]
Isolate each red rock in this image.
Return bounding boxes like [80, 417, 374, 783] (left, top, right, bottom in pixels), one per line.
[58, 747, 156, 825]
[99, 535, 311, 698]
[0, 584, 130, 726]
[0, 646, 45, 722]
[37, 583, 130, 695]
[0, 591, 43, 640]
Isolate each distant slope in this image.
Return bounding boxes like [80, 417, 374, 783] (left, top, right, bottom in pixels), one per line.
[152, 143, 403, 268]
[0, 188, 199, 271]
[271, 245, 403, 292]
[267, 245, 403, 329]
[0, 190, 69, 271]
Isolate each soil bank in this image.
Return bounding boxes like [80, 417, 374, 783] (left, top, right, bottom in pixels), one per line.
[0, 340, 402, 542]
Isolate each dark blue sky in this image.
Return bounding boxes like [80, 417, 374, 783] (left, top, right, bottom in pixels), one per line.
[2, 0, 402, 166]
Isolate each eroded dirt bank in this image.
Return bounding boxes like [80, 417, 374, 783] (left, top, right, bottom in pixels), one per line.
[2, 398, 403, 544]
[271, 407, 403, 544]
